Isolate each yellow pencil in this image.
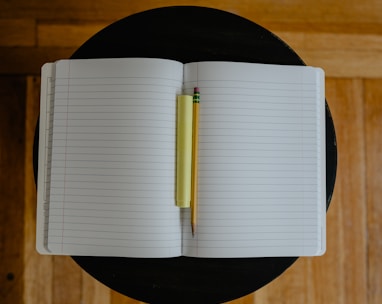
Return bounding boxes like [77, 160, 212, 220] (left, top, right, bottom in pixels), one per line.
[191, 87, 200, 236]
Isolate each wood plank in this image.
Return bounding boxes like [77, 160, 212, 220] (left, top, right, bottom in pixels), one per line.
[264, 21, 382, 35]
[0, 76, 26, 304]
[291, 49, 382, 78]
[0, 0, 381, 25]
[272, 30, 382, 77]
[0, 47, 76, 75]
[236, 0, 382, 24]
[315, 79, 367, 304]
[0, 0, 161, 21]
[364, 79, 382, 304]
[0, 19, 36, 47]
[253, 79, 368, 304]
[253, 259, 315, 303]
[37, 23, 108, 47]
[23, 76, 54, 304]
[52, 256, 82, 304]
[274, 31, 382, 51]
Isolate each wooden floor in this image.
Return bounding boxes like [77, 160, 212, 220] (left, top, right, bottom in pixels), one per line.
[1, 1, 381, 303]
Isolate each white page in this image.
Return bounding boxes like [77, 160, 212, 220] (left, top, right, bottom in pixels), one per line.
[182, 61, 326, 257]
[45, 58, 183, 257]
[36, 63, 56, 254]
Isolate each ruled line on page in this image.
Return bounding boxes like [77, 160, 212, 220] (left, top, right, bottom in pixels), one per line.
[46, 58, 184, 257]
[182, 61, 324, 257]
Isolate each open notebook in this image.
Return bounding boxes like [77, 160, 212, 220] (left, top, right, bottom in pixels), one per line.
[36, 58, 326, 258]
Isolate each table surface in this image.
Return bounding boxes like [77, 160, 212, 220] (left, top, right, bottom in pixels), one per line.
[34, 6, 337, 304]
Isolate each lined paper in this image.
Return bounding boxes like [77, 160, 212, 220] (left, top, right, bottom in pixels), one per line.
[182, 62, 325, 257]
[46, 58, 183, 257]
[37, 58, 326, 258]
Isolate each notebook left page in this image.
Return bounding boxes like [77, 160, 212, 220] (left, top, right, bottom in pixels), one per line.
[39, 58, 183, 257]
[36, 62, 55, 254]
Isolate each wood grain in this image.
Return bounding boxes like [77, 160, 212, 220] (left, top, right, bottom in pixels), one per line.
[37, 23, 108, 47]
[0, 0, 381, 24]
[364, 80, 382, 304]
[0, 0, 382, 303]
[0, 77, 26, 304]
[322, 79, 368, 304]
[52, 257, 82, 303]
[23, 76, 54, 304]
[0, 47, 76, 75]
[0, 19, 35, 47]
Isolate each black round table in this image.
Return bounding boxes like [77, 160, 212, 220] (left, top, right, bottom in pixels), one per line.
[34, 6, 337, 304]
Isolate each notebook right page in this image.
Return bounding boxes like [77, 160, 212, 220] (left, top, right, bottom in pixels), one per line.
[182, 61, 326, 258]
